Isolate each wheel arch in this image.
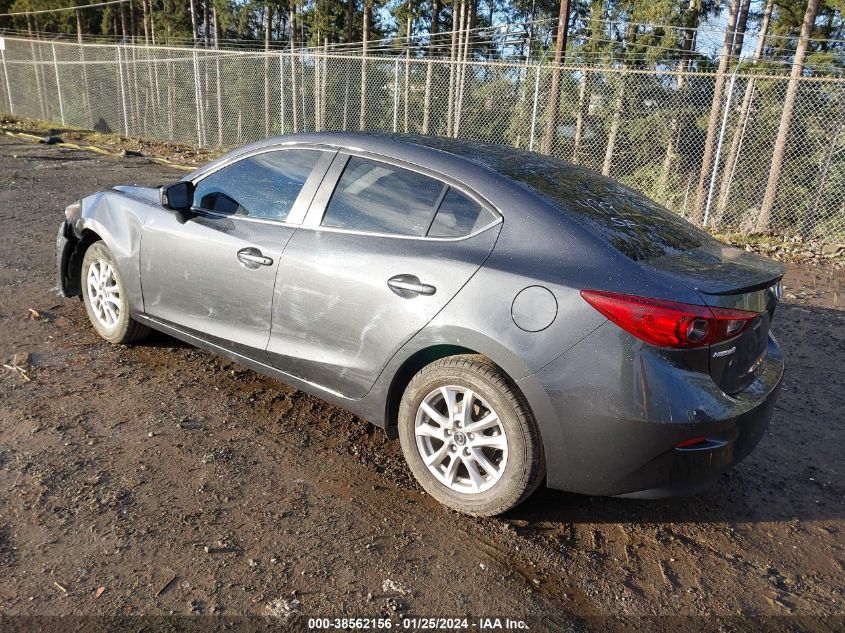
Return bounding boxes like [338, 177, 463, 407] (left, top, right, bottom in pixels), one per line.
[63, 228, 104, 297]
[383, 340, 539, 442]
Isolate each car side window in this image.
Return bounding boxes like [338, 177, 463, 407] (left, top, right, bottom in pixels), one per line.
[321, 156, 445, 236]
[193, 149, 322, 221]
[427, 188, 496, 238]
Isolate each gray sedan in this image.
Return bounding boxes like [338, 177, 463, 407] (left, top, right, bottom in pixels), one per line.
[56, 133, 785, 516]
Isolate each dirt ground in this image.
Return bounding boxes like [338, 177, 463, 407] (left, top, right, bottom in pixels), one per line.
[0, 135, 843, 630]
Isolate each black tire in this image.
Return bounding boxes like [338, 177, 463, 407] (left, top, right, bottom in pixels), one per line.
[81, 241, 150, 344]
[398, 354, 545, 517]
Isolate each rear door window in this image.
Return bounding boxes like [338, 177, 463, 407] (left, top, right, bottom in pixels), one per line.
[321, 156, 445, 236]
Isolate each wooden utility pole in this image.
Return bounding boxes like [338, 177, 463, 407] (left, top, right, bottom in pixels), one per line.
[539, 0, 571, 154]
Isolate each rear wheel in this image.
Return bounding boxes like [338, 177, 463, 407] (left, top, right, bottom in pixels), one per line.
[398, 355, 545, 516]
[81, 241, 150, 344]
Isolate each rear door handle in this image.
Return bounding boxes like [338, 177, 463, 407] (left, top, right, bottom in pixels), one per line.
[387, 274, 436, 298]
[237, 247, 273, 269]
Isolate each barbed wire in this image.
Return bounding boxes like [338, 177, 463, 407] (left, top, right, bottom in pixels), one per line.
[1, 12, 842, 72]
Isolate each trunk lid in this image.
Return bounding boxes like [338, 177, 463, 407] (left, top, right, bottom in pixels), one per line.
[642, 242, 784, 394]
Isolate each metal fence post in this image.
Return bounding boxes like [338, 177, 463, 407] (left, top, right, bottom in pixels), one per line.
[51, 43, 65, 126]
[393, 57, 399, 133]
[116, 45, 130, 136]
[192, 50, 203, 146]
[0, 44, 13, 115]
[279, 52, 286, 135]
[529, 63, 541, 152]
[703, 69, 738, 228]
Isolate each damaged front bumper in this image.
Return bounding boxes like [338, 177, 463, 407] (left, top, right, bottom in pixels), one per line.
[56, 220, 80, 297]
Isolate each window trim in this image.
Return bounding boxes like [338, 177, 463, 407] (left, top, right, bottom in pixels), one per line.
[300, 150, 502, 242]
[188, 145, 337, 226]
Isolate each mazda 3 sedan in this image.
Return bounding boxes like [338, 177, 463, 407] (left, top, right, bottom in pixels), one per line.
[56, 133, 785, 516]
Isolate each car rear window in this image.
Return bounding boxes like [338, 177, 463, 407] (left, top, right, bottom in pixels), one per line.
[405, 137, 711, 261]
[504, 163, 707, 261]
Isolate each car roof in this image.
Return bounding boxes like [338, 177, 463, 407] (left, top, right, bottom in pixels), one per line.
[190, 132, 577, 195]
[213, 131, 573, 177]
[187, 132, 561, 218]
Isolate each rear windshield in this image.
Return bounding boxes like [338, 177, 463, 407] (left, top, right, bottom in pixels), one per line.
[500, 161, 709, 261]
[406, 137, 712, 261]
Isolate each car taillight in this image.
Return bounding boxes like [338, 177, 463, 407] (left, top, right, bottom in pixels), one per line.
[580, 290, 758, 349]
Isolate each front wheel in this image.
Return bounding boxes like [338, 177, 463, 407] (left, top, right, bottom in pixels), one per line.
[398, 355, 545, 517]
[81, 241, 150, 344]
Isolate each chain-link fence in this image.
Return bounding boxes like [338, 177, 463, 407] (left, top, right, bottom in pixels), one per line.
[1, 35, 843, 241]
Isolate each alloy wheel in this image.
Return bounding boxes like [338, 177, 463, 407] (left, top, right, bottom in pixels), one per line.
[414, 385, 509, 494]
[86, 258, 121, 329]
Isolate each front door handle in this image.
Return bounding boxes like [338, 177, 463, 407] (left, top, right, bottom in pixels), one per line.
[387, 274, 437, 298]
[237, 247, 273, 269]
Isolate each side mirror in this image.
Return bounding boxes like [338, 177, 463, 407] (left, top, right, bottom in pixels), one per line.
[160, 181, 195, 223]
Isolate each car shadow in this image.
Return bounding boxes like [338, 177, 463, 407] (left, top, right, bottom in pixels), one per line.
[139, 330, 193, 349]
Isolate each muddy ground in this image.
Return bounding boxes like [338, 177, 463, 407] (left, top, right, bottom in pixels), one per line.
[0, 136, 843, 630]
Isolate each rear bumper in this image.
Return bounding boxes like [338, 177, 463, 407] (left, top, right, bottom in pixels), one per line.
[521, 324, 784, 498]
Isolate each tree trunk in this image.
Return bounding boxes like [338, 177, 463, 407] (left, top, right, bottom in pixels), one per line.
[539, 0, 571, 155]
[451, 0, 466, 135]
[203, 0, 211, 44]
[731, 0, 752, 59]
[130, 0, 136, 38]
[713, 0, 773, 225]
[691, 0, 742, 223]
[658, 0, 699, 196]
[120, 3, 129, 40]
[755, 0, 821, 232]
[188, 0, 198, 44]
[601, 76, 624, 176]
[422, 0, 440, 135]
[431, 0, 441, 37]
[141, 0, 150, 44]
[454, 0, 471, 137]
[26, 15, 47, 120]
[346, 0, 354, 42]
[77, 9, 94, 128]
[151, 3, 157, 44]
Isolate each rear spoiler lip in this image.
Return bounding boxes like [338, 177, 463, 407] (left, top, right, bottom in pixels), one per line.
[696, 272, 784, 296]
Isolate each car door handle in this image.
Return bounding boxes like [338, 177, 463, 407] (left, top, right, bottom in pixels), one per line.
[387, 274, 436, 298]
[237, 248, 273, 268]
